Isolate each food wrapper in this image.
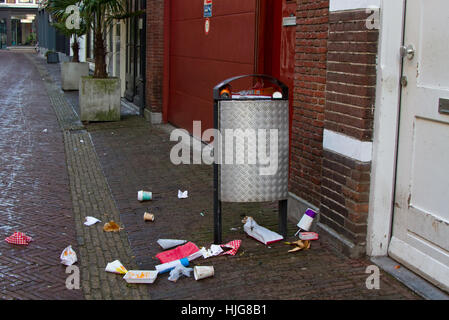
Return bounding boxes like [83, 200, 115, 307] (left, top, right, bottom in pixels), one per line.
[60, 245, 78, 266]
[285, 240, 311, 253]
[105, 260, 128, 274]
[123, 270, 158, 284]
[103, 221, 122, 232]
[242, 216, 283, 245]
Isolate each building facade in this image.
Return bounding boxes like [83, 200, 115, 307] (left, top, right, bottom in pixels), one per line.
[36, 7, 70, 56]
[0, 0, 38, 47]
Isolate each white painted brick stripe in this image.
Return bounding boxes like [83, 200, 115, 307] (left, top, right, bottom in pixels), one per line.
[330, 0, 380, 12]
[323, 129, 373, 162]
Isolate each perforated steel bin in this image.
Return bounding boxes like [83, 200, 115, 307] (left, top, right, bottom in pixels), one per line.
[213, 74, 289, 244]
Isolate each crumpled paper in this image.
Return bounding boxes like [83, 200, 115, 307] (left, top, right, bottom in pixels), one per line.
[178, 190, 188, 199]
[202, 245, 224, 258]
[84, 216, 101, 226]
[60, 245, 78, 266]
[285, 240, 311, 253]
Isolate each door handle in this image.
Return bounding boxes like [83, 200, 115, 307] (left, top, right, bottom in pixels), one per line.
[400, 44, 416, 60]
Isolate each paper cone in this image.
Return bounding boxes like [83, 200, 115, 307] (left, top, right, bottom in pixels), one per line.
[157, 239, 187, 250]
[105, 260, 128, 274]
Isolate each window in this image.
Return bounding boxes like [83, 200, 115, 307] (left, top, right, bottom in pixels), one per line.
[0, 0, 5, 4]
[18, 0, 33, 3]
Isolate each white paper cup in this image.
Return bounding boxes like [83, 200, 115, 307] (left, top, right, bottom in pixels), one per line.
[138, 191, 152, 201]
[194, 266, 214, 281]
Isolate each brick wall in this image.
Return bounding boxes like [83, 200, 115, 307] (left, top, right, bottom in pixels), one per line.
[145, 0, 164, 113]
[325, 10, 378, 141]
[290, 0, 329, 207]
[319, 9, 379, 256]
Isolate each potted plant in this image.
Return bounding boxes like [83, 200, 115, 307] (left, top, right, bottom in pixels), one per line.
[45, 0, 89, 91]
[51, 0, 139, 122]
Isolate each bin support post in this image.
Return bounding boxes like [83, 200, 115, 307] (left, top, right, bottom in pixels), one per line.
[214, 163, 222, 244]
[279, 200, 288, 238]
[213, 99, 222, 244]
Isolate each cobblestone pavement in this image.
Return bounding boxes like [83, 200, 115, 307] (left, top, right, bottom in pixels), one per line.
[1, 52, 421, 300]
[0, 51, 82, 299]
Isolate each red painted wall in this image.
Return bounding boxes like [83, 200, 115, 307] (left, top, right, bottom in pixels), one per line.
[167, 0, 258, 136]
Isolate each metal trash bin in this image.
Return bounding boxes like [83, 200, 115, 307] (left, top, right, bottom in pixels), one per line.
[213, 74, 290, 244]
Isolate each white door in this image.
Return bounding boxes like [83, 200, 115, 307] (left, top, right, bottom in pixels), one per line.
[389, 0, 449, 292]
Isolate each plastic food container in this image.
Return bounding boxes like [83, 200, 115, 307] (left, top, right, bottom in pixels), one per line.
[123, 270, 158, 284]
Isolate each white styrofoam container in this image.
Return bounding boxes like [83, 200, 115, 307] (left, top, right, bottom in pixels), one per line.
[123, 271, 158, 284]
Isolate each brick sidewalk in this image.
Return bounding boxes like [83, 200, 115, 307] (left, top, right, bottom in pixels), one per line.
[0, 51, 82, 300]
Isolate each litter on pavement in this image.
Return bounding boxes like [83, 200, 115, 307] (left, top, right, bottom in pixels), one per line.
[60, 245, 77, 266]
[103, 221, 122, 232]
[156, 242, 200, 264]
[298, 232, 319, 241]
[242, 216, 283, 245]
[144, 212, 155, 222]
[123, 270, 158, 284]
[138, 190, 152, 202]
[220, 240, 242, 256]
[285, 240, 311, 253]
[168, 265, 193, 282]
[193, 266, 214, 281]
[84, 216, 101, 226]
[178, 190, 188, 199]
[157, 239, 187, 250]
[295, 208, 318, 235]
[5, 232, 33, 245]
[187, 248, 207, 262]
[202, 244, 224, 258]
[105, 260, 128, 274]
[155, 258, 190, 274]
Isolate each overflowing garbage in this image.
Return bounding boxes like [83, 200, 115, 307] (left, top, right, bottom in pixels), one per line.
[95, 191, 320, 286]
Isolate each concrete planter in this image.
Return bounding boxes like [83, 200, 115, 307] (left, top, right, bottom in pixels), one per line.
[61, 62, 89, 91]
[79, 77, 121, 122]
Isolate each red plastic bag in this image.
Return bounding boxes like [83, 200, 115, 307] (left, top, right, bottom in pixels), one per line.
[156, 242, 199, 264]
